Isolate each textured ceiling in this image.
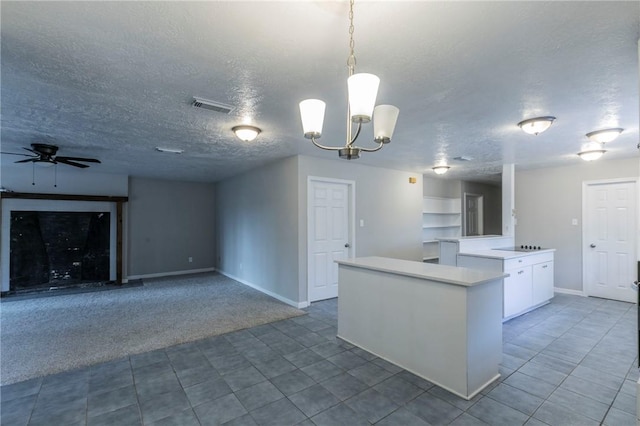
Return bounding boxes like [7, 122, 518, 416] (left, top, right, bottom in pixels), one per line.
[1, 1, 638, 184]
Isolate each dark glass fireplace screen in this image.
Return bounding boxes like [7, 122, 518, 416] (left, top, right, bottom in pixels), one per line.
[10, 211, 110, 291]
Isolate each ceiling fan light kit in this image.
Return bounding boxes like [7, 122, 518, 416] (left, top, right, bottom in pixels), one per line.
[298, 0, 399, 160]
[517, 116, 556, 135]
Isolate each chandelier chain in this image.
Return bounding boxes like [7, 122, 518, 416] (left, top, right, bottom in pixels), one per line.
[347, 0, 356, 69]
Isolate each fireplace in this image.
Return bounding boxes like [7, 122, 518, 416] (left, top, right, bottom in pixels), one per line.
[1, 194, 124, 294]
[10, 211, 111, 291]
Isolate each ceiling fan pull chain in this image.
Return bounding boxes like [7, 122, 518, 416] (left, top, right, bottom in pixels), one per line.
[54, 164, 58, 188]
[32, 163, 35, 186]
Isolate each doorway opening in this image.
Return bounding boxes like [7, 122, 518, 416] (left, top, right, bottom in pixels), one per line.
[463, 193, 483, 236]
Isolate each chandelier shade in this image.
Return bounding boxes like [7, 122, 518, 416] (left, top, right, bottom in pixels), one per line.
[348, 73, 380, 123]
[373, 105, 400, 143]
[299, 99, 326, 139]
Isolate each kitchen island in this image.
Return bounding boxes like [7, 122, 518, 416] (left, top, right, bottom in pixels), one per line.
[336, 256, 506, 400]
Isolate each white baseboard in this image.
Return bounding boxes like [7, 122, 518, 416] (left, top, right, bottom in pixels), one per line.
[217, 270, 307, 309]
[128, 267, 216, 281]
[554, 287, 585, 297]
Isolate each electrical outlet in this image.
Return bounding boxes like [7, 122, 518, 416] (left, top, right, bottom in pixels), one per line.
[572, 218, 578, 226]
[188, 257, 193, 263]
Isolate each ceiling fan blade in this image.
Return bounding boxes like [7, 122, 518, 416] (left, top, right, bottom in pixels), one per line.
[56, 158, 89, 168]
[56, 156, 101, 163]
[23, 147, 40, 155]
[1, 151, 36, 157]
[14, 158, 36, 164]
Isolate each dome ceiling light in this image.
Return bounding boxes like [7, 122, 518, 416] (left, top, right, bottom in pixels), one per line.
[577, 147, 606, 161]
[517, 116, 556, 135]
[232, 125, 261, 142]
[298, 0, 399, 160]
[586, 128, 623, 144]
[432, 165, 450, 175]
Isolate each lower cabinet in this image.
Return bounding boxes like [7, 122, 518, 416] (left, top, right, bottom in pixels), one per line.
[503, 266, 532, 318]
[532, 261, 554, 306]
[457, 251, 554, 320]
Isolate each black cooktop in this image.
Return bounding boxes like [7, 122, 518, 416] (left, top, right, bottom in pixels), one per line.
[494, 246, 548, 252]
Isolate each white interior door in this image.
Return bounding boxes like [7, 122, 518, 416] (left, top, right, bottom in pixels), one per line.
[584, 179, 637, 303]
[308, 178, 353, 302]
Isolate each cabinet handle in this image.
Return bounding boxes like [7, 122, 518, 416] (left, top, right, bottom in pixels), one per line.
[542, 265, 548, 268]
[518, 270, 524, 275]
[518, 259, 523, 263]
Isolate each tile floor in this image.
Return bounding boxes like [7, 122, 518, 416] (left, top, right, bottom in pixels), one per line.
[1, 293, 637, 425]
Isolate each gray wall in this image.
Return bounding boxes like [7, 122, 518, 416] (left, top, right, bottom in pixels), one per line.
[297, 155, 423, 303]
[515, 157, 639, 293]
[461, 181, 502, 235]
[423, 176, 461, 198]
[215, 156, 300, 305]
[128, 177, 216, 277]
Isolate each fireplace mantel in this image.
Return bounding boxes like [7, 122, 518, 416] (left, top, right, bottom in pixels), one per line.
[1, 192, 128, 285]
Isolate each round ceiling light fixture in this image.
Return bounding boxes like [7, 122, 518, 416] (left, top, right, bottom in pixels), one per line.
[517, 116, 556, 135]
[577, 148, 606, 161]
[432, 165, 450, 175]
[586, 128, 623, 144]
[232, 125, 261, 142]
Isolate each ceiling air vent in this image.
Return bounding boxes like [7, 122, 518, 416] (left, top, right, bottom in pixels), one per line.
[453, 156, 473, 162]
[192, 96, 234, 114]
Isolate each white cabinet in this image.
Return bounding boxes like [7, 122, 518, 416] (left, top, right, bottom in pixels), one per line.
[532, 261, 554, 305]
[457, 250, 554, 320]
[422, 197, 461, 261]
[503, 266, 532, 318]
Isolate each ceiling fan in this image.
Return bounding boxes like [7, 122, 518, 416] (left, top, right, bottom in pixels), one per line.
[2, 143, 101, 168]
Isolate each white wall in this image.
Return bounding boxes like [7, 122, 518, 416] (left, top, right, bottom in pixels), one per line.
[423, 176, 461, 198]
[297, 155, 423, 303]
[515, 157, 639, 293]
[127, 177, 216, 278]
[215, 156, 300, 306]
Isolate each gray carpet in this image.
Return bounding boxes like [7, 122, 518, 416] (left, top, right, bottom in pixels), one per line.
[0, 273, 305, 385]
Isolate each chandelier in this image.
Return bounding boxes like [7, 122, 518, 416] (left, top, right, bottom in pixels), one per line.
[298, 0, 399, 160]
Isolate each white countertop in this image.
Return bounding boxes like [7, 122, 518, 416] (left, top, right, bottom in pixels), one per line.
[436, 235, 508, 242]
[457, 248, 555, 260]
[335, 256, 507, 287]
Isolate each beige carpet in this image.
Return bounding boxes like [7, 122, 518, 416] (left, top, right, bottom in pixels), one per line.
[0, 273, 305, 385]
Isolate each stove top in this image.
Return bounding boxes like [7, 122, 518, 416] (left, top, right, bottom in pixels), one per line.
[494, 245, 548, 252]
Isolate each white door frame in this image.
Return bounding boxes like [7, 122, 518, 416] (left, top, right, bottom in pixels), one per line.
[582, 177, 638, 299]
[307, 176, 356, 303]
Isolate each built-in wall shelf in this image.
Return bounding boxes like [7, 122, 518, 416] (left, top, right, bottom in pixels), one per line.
[422, 196, 462, 261]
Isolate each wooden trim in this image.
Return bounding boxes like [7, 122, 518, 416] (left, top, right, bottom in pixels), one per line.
[116, 201, 123, 284]
[0, 192, 128, 203]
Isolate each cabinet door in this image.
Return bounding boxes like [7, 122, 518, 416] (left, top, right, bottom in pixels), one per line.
[504, 267, 532, 318]
[532, 261, 554, 305]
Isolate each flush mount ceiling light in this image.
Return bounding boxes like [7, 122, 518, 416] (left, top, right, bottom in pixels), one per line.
[298, 0, 399, 160]
[517, 116, 556, 135]
[432, 165, 450, 175]
[577, 148, 606, 161]
[586, 128, 623, 144]
[232, 125, 261, 142]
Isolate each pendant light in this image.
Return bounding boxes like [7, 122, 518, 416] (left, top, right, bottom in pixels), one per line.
[298, 0, 399, 160]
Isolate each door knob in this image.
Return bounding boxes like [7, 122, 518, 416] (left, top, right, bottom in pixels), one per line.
[344, 243, 351, 248]
[632, 281, 638, 291]
[590, 243, 596, 248]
